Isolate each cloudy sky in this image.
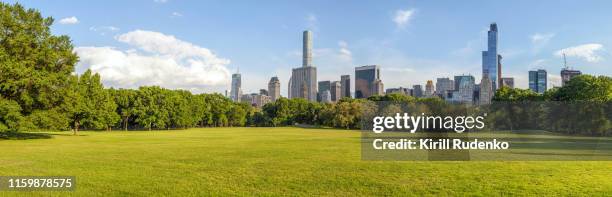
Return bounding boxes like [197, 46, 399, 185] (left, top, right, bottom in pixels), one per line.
[8, 0, 612, 95]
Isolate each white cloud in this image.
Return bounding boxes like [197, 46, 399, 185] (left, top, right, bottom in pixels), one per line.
[393, 9, 415, 28]
[89, 26, 120, 36]
[530, 33, 555, 44]
[337, 41, 352, 62]
[555, 43, 604, 62]
[171, 12, 183, 17]
[58, 16, 79, 25]
[74, 30, 231, 93]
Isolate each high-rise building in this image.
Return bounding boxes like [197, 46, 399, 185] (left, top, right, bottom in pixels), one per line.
[482, 23, 499, 91]
[529, 69, 547, 94]
[289, 30, 317, 101]
[425, 80, 434, 97]
[330, 81, 342, 102]
[303, 30, 312, 67]
[479, 76, 493, 105]
[435, 78, 454, 97]
[355, 65, 382, 98]
[253, 94, 271, 108]
[231, 72, 242, 102]
[318, 81, 331, 102]
[561, 68, 581, 86]
[340, 75, 351, 98]
[412, 85, 423, 98]
[452, 75, 475, 103]
[500, 77, 514, 88]
[268, 76, 280, 101]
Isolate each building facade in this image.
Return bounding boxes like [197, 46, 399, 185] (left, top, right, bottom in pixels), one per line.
[318, 81, 331, 102]
[330, 81, 342, 102]
[529, 69, 547, 93]
[355, 65, 382, 98]
[435, 77, 454, 97]
[412, 85, 423, 98]
[479, 76, 493, 105]
[340, 75, 351, 98]
[425, 80, 434, 97]
[268, 76, 280, 101]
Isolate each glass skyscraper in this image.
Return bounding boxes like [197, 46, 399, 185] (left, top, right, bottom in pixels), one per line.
[529, 69, 547, 94]
[482, 23, 499, 91]
[355, 65, 381, 99]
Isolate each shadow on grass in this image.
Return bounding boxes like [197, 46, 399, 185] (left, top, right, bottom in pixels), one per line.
[0, 132, 53, 140]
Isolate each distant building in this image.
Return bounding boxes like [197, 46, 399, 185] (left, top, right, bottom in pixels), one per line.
[412, 85, 423, 98]
[289, 30, 317, 101]
[482, 23, 499, 91]
[451, 75, 475, 104]
[259, 89, 268, 96]
[330, 81, 342, 102]
[231, 72, 242, 102]
[355, 65, 382, 98]
[386, 87, 410, 95]
[561, 68, 581, 86]
[318, 81, 331, 102]
[435, 78, 454, 97]
[373, 79, 384, 96]
[500, 77, 514, 88]
[253, 94, 271, 108]
[320, 90, 332, 103]
[479, 76, 493, 105]
[240, 94, 252, 104]
[340, 75, 351, 98]
[268, 76, 280, 101]
[529, 69, 547, 94]
[425, 80, 434, 97]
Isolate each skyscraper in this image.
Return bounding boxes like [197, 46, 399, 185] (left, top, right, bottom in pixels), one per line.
[330, 81, 342, 102]
[340, 75, 351, 98]
[355, 65, 382, 98]
[268, 76, 280, 101]
[435, 78, 454, 97]
[289, 30, 317, 101]
[318, 81, 331, 102]
[482, 23, 499, 91]
[452, 75, 475, 103]
[303, 30, 312, 67]
[529, 69, 547, 94]
[412, 85, 423, 98]
[231, 72, 242, 102]
[425, 80, 434, 97]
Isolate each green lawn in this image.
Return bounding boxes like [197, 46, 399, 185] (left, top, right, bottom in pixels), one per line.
[0, 127, 611, 196]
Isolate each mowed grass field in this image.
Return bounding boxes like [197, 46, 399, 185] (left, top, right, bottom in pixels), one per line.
[0, 127, 611, 196]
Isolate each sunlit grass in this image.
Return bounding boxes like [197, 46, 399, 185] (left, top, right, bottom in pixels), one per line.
[0, 127, 610, 196]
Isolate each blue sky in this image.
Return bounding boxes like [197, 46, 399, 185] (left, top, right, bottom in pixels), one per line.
[7, 0, 612, 95]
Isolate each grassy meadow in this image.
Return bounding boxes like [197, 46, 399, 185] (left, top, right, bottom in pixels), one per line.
[0, 127, 611, 196]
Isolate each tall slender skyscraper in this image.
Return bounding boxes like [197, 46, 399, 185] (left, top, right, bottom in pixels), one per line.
[303, 30, 312, 67]
[340, 75, 351, 98]
[231, 71, 242, 102]
[482, 23, 499, 91]
[289, 30, 317, 101]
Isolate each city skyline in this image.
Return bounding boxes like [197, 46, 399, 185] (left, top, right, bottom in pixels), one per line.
[9, 0, 612, 96]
